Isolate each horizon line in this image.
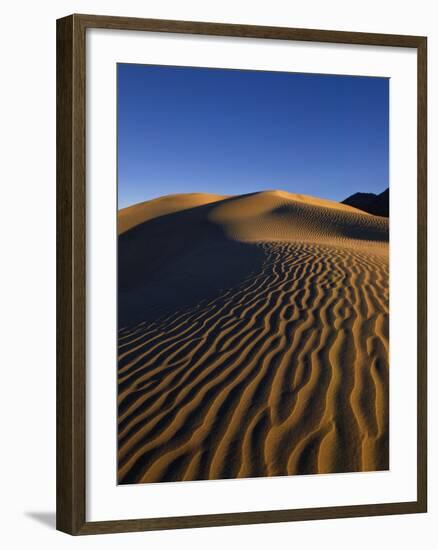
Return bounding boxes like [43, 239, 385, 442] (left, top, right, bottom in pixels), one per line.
[118, 186, 389, 211]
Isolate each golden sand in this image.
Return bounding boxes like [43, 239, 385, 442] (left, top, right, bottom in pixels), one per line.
[117, 191, 389, 484]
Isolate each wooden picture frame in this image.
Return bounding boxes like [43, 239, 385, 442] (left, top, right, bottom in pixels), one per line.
[57, 13, 427, 535]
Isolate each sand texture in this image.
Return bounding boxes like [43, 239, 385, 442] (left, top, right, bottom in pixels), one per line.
[118, 191, 389, 484]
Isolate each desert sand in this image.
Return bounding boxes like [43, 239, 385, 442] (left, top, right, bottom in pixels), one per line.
[117, 190, 389, 484]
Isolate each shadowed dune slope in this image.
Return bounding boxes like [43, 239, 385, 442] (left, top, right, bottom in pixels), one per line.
[118, 191, 389, 484]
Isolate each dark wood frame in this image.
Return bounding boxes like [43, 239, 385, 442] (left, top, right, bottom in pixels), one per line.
[57, 13, 427, 535]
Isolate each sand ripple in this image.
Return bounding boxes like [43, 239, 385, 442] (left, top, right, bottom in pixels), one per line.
[118, 192, 389, 485]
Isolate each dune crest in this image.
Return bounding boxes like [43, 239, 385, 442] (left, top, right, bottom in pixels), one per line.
[117, 190, 389, 484]
[118, 192, 228, 234]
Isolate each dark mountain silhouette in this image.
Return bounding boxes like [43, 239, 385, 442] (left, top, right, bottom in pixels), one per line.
[342, 188, 389, 217]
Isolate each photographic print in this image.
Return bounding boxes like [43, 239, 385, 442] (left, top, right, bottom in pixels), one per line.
[117, 64, 389, 485]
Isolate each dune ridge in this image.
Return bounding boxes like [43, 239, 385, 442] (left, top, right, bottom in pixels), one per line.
[117, 191, 389, 484]
[118, 192, 228, 234]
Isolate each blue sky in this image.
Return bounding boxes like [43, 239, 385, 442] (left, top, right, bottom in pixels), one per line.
[118, 64, 388, 209]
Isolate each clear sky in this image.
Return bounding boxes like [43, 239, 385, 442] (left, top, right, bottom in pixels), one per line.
[118, 63, 388, 209]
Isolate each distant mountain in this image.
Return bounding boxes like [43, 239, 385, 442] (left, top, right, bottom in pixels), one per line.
[342, 188, 389, 217]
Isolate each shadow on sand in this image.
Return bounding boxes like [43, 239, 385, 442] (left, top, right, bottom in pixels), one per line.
[118, 197, 266, 328]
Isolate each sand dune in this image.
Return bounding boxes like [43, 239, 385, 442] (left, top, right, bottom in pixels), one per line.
[118, 191, 389, 484]
[118, 192, 228, 234]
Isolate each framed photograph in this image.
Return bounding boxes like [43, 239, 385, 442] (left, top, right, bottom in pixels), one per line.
[56, 14, 427, 535]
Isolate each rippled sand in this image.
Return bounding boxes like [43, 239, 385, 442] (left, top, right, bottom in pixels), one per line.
[117, 191, 389, 484]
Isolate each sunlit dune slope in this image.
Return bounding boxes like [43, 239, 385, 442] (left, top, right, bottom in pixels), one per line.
[208, 190, 388, 248]
[120, 190, 388, 246]
[117, 190, 389, 484]
[118, 192, 228, 234]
